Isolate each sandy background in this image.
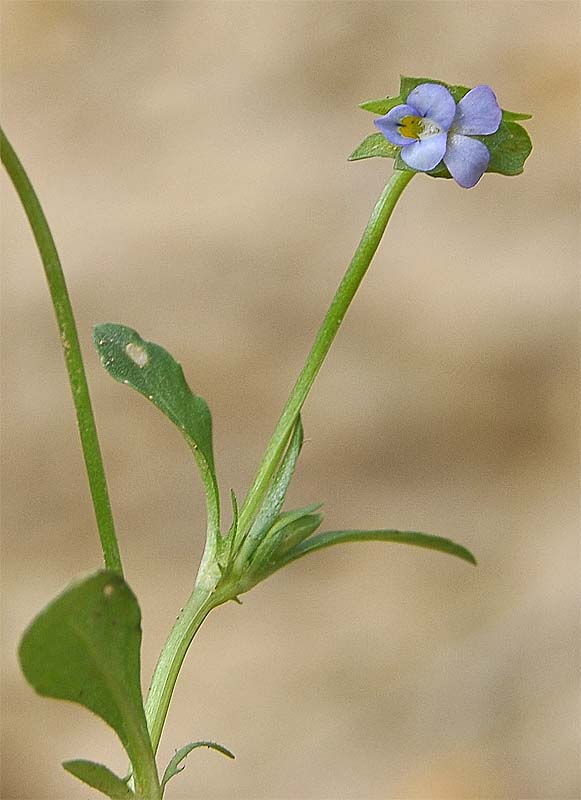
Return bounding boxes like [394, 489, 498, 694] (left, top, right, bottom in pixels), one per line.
[1, 2, 579, 799]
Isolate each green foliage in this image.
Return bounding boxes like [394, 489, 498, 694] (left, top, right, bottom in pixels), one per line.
[353, 75, 532, 179]
[348, 133, 399, 161]
[502, 109, 532, 122]
[480, 120, 533, 176]
[238, 417, 304, 555]
[19, 572, 158, 793]
[94, 323, 220, 537]
[269, 510, 324, 558]
[275, 528, 476, 573]
[62, 761, 135, 799]
[241, 504, 323, 590]
[160, 741, 235, 795]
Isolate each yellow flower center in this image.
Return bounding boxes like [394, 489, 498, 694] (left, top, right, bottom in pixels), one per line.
[399, 115, 443, 140]
[399, 115, 423, 139]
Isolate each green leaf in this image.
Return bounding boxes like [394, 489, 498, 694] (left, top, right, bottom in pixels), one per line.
[161, 741, 234, 795]
[237, 416, 304, 559]
[62, 760, 135, 799]
[354, 76, 532, 180]
[348, 133, 399, 161]
[19, 572, 154, 772]
[94, 323, 220, 535]
[276, 529, 476, 571]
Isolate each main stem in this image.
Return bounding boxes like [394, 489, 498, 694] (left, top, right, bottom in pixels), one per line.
[145, 168, 414, 755]
[1, 126, 123, 575]
[237, 168, 414, 536]
[145, 583, 221, 755]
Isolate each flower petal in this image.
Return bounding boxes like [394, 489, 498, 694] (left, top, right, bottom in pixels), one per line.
[444, 134, 490, 188]
[374, 104, 421, 146]
[401, 133, 447, 171]
[405, 84, 456, 130]
[453, 85, 501, 135]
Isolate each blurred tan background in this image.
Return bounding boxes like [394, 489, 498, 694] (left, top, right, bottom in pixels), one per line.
[1, 2, 579, 798]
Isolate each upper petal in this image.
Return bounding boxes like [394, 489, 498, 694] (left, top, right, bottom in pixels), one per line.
[405, 84, 456, 130]
[401, 133, 447, 171]
[374, 104, 421, 146]
[453, 85, 501, 135]
[444, 134, 490, 188]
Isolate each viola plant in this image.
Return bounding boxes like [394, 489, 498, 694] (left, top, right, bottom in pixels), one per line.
[2, 75, 532, 799]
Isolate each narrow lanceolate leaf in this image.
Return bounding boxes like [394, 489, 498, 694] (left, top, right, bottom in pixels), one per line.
[237, 416, 304, 558]
[276, 529, 476, 570]
[19, 572, 153, 772]
[93, 323, 219, 534]
[62, 760, 134, 799]
[161, 741, 235, 795]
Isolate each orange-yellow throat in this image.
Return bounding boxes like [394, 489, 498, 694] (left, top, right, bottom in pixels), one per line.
[399, 115, 443, 140]
[399, 116, 423, 139]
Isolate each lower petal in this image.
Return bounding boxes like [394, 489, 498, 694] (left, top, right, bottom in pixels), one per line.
[374, 104, 420, 146]
[401, 133, 447, 171]
[444, 134, 490, 188]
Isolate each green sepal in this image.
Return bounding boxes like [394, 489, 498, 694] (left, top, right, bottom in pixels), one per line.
[272, 512, 324, 558]
[233, 505, 322, 594]
[94, 323, 220, 538]
[348, 132, 399, 161]
[275, 528, 477, 572]
[19, 572, 155, 774]
[502, 109, 532, 122]
[248, 504, 323, 572]
[161, 741, 234, 795]
[354, 75, 532, 179]
[218, 489, 239, 570]
[62, 760, 135, 799]
[236, 416, 304, 561]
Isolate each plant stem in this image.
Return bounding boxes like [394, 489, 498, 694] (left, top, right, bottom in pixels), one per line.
[127, 722, 163, 800]
[145, 583, 222, 755]
[144, 168, 415, 756]
[1, 126, 123, 575]
[237, 168, 414, 536]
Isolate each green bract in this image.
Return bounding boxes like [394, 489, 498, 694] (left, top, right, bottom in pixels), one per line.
[350, 75, 532, 179]
[160, 741, 234, 796]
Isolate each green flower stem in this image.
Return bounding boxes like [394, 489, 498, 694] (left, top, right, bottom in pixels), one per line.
[1, 126, 123, 575]
[144, 168, 414, 757]
[237, 168, 414, 537]
[145, 583, 223, 755]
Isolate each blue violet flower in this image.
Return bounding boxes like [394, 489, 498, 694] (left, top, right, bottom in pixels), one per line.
[374, 83, 502, 188]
